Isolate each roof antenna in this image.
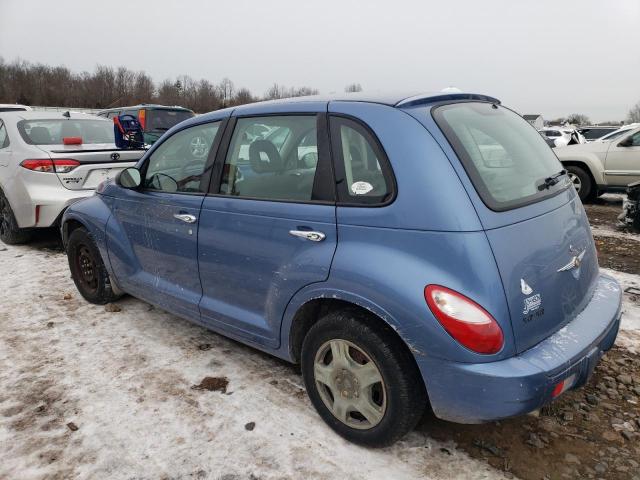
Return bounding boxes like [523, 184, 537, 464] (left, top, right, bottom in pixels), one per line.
[62, 111, 71, 118]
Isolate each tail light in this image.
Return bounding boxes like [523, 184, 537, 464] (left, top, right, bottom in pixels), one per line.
[424, 285, 504, 354]
[63, 137, 82, 145]
[138, 109, 146, 130]
[21, 159, 80, 173]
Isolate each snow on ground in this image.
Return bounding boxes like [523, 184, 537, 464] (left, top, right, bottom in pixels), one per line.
[601, 267, 640, 353]
[591, 225, 640, 242]
[0, 243, 506, 480]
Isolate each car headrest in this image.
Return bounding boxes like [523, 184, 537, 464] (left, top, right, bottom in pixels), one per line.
[61, 122, 82, 139]
[29, 126, 51, 144]
[249, 140, 283, 173]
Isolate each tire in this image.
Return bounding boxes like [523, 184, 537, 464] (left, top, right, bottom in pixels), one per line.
[67, 227, 119, 305]
[566, 165, 593, 202]
[301, 309, 426, 447]
[0, 190, 31, 245]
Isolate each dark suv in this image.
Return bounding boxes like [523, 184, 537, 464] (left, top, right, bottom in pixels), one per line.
[97, 104, 195, 145]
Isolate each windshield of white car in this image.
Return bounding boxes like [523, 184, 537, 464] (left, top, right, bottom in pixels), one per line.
[17, 119, 115, 145]
[599, 129, 631, 141]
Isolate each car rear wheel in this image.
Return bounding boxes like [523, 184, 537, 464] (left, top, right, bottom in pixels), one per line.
[67, 227, 119, 304]
[301, 308, 426, 447]
[566, 165, 593, 202]
[0, 190, 31, 245]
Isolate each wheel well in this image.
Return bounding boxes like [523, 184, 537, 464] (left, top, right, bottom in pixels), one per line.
[288, 299, 422, 371]
[62, 219, 86, 247]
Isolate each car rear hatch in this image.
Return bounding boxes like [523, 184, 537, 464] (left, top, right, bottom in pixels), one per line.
[484, 196, 599, 352]
[427, 101, 600, 354]
[39, 143, 144, 190]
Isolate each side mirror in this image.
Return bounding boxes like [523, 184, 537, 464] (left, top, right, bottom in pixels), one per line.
[618, 137, 634, 147]
[116, 167, 142, 189]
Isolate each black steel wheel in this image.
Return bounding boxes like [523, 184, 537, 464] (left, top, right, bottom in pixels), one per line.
[67, 227, 119, 304]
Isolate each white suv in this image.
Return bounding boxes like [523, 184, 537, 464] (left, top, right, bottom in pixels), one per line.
[0, 111, 144, 244]
[555, 126, 640, 201]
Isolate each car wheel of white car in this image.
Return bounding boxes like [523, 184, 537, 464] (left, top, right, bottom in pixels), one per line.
[565, 166, 592, 202]
[0, 189, 31, 245]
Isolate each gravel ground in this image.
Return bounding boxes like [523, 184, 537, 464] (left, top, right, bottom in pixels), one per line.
[1, 196, 640, 480]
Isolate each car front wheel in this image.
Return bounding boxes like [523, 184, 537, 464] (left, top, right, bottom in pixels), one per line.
[301, 309, 426, 447]
[67, 227, 120, 304]
[566, 165, 593, 202]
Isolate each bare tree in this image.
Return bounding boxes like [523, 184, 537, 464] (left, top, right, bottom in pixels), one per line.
[345, 83, 362, 93]
[264, 83, 318, 100]
[628, 101, 640, 123]
[565, 113, 591, 126]
[218, 77, 235, 108]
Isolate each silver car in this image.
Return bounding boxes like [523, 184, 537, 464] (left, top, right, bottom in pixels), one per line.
[0, 111, 144, 244]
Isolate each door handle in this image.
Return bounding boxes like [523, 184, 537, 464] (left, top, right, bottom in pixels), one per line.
[289, 230, 326, 242]
[173, 213, 197, 223]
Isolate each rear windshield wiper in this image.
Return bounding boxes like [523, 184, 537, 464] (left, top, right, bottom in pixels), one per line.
[537, 169, 567, 191]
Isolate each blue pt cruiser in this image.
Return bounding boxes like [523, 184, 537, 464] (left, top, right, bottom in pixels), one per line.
[62, 92, 622, 447]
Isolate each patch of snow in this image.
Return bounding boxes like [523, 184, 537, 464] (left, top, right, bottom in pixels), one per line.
[601, 268, 640, 329]
[0, 243, 506, 480]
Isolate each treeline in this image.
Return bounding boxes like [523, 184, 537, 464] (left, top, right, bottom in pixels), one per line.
[0, 58, 323, 112]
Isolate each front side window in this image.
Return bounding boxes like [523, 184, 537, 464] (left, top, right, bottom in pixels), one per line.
[144, 121, 220, 193]
[622, 131, 640, 147]
[0, 121, 9, 148]
[434, 102, 565, 211]
[220, 116, 318, 201]
[330, 117, 393, 204]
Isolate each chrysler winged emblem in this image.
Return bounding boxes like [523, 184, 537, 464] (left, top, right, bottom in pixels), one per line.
[557, 247, 586, 272]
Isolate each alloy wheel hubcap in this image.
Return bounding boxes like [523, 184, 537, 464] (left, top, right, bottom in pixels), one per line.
[568, 172, 581, 192]
[314, 339, 386, 429]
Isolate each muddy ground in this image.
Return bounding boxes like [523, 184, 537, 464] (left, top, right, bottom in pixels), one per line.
[425, 346, 640, 480]
[585, 195, 640, 275]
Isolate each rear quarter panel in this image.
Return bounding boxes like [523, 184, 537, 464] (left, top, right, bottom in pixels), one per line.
[280, 225, 516, 364]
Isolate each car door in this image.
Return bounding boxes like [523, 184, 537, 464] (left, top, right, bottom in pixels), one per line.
[197, 111, 337, 348]
[108, 119, 226, 319]
[604, 130, 640, 186]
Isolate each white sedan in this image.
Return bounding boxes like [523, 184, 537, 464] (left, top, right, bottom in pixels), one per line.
[0, 111, 144, 244]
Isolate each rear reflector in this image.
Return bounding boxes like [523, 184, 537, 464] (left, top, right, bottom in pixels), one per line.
[425, 285, 504, 354]
[63, 136, 82, 145]
[21, 159, 80, 173]
[552, 374, 576, 398]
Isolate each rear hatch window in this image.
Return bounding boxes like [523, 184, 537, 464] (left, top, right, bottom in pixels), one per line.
[145, 109, 194, 134]
[433, 103, 567, 211]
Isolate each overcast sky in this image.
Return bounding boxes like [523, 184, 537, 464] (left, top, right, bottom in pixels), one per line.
[1, 0, 639, 121]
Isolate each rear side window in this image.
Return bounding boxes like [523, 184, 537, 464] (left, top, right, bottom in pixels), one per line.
[146, 109, 194, 133]
[219, 115, 319, 202]
[330, 117, 393, 205]
[434, 103, 565, 211]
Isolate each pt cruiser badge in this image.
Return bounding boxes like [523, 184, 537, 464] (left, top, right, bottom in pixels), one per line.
[557, 248, 586, 272]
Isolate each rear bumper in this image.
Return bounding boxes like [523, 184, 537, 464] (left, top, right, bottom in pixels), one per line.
[418, 273, 622, 423]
